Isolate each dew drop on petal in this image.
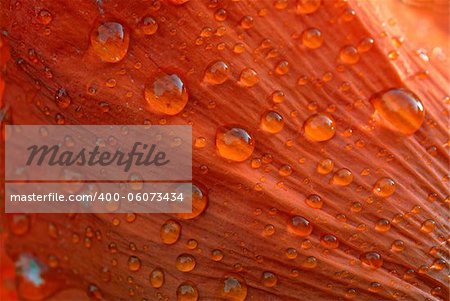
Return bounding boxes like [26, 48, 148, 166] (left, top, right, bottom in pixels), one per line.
[144, 73, 188, 115]
[301, 28, 323, 49]
[149, 268, 164, 288]
[288, 216, 313, 237]
[37, 9, 52, 25]
[175, 254, 196, 272]
[370, 88, 425, 135]
[239, 68, 259, 87]
[203, 61, 230, 85]
[90, 20, 129, 63]
[261, 271, 278, 287]
[316, 158, 334, 174]
[339, 45, 360, 64]
[127, 256, 141, 272]
[320, 234, 339, 249]
[360, 251, 383, 269]
[220, 274, 247, 301]
[176, 184, 208, 219]
[331, 168, 353, 186]
[138, 15, 158, 35]
[160, 219, 181, 245]
[260, 110, 284, 134]
[373, 177, 396, 197]
[177, 282, 199, 301]
[303, 113, 336, 142]
[420, 219, 436, 233]
[216, 126, 255, 162]
[305, 194, 323, 209]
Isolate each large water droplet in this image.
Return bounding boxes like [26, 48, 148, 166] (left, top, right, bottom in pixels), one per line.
[370, 88, 425, 135]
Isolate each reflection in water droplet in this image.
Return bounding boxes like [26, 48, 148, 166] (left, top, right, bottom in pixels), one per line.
[160, 219, 181, 245]
[177, 282, 199, 301]
[149, 268, 164, 288]
[301, 28, 323, 49]
[90, 20, 129, 63]
[288, 216, 313, 237]
[260, 111, 284, 134]
[303, 113, 335, 142]
[204, 61, 230, 85]
[221, 274, 247, 301]
[216, 126, 255, 162]
[370, 88, 425, 135]
[145, 73, 188, 115]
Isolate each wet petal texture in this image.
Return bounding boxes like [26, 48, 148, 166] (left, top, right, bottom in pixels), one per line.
[1, 0, 449, 300]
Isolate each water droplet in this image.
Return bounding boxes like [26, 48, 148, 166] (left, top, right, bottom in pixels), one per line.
[261, 271, 277, 287]
[176, 184, 208, 219]
[331, 168, 353, 186]
[176, 254, 196, 272]
[260, 110, 284, 134]
[211, 249, 224, 262]
[149, 268, 164, 288]
[127, 256, 141, 272]
[37, 9, 52, 25]
[373, 177, 396, 197]
[370, 88, 425, 135]
[220, 274, 247, 301]
[138, 15, 158, 35]
[204, 61, 230, 85]
[358, 37, 374, 53]
[55, 88, 71, 109]
[320, 234, 339, 249]
[214, 8, 227, 21]
[301, 28, 323, 49]
[279, 164, 292, 177]
[275, 60, 289, 75]
[216, 126, 255, 162]
[360, 251, 383, 269]
[270, 90, 285, 104]
[263, 224, 275, 236]
[144, 73, 188, 115]
[420, 219, 436, 233]
[296, 0, 321, 14]
[177, 282, 199, 301]
[90, 20, 129, 63]
[339, 45, 360, 64]
[239, 68, 259, 87]
[316, 158, 334, 174]
[375, 219, 391, 232]
[391, 240, 405, 252]
[160, 219, 181, 244]
[303, 113, 336, 142]
[239, 16, 254, 29]
[302, 256, 318, 269]
[305, 194, 323, 209]
[288, 216, 313, 237]
[285, 248, 298, 259]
